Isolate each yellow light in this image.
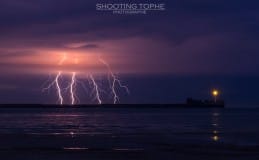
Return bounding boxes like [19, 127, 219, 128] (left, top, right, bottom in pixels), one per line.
[212, 90, 219, 96]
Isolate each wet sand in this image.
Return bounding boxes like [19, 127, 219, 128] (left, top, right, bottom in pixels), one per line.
[0, 133, 259, 160]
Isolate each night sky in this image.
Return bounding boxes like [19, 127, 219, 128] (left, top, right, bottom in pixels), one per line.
[0, 0, 258, 107]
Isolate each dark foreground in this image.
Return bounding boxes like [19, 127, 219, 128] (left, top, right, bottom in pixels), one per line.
[0, 106, 258, 159]
[1, 134, 259, 160]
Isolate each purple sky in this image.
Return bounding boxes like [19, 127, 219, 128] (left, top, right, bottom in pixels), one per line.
[0, 0, 259, 105]
[0, 0, 258, 75]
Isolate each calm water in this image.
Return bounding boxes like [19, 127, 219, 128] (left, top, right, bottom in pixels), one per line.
[0, 107, 258, 149]
[0, 107, 259, 159]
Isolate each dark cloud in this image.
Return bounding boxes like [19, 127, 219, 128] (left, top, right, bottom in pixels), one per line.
[0, 50, 36, 58]
[0, 0, 258, 75]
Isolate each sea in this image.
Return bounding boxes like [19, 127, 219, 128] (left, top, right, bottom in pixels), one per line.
[0, 107, 259, 160]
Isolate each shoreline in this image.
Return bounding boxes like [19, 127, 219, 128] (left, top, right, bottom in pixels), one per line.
[0, 104, 225, 108]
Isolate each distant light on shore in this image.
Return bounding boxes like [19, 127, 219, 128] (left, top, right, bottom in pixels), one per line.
[212, 90, 219, 96]
[212, 89, 219, 102]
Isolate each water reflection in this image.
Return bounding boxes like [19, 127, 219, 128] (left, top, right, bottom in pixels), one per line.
[69, 131, 75, 138]
[0, 108, 258, 150]
[211, 110, 220, 142]
[42, 113, 85, 137]
[212, 135, 219, 141]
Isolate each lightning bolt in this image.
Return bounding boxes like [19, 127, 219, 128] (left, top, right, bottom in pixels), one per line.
[42, 71, 64, 105]
[89, 74, 102, 104]
[70, 72, 76, 105]
[43, 54, 129, 105]
[99, 58, 130, 104]
[56, 72, 64, 105]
